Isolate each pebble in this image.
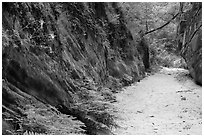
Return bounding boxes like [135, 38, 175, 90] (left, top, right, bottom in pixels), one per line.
[181, 97, 186, 100]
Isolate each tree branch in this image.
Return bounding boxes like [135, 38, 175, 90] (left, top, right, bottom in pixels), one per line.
[143, 12, 179, 36]
[184, 24, 202, 47]
[180, 24, 201, 55]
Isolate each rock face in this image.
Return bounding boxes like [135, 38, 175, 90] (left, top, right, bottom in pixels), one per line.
[177, 2, 202, 85]
[2, 2, 145, 134]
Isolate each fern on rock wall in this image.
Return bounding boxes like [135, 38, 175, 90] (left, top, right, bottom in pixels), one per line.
[2, 2, 145, 135]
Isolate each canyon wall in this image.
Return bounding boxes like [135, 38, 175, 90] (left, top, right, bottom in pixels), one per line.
[177, 2, 202, 85]
[2, 2, 146, 134]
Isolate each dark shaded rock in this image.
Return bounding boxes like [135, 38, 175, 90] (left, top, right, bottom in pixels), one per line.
[177, 2, 202, 85]
[2, 2, 146, 134]
[137, 36, 150, 70]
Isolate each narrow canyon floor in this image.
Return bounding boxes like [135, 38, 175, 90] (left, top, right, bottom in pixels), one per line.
[112, 67, 202, 135]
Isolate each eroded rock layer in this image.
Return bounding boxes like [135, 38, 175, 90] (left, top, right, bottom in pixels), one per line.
[2, 2, 145, 134]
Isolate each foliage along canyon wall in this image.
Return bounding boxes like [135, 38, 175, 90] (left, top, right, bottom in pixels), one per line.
[2, 2, 145, 134]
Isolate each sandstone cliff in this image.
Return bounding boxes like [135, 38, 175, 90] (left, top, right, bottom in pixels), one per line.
[177, 2, 202, 85]
[2, 2, 145, 134]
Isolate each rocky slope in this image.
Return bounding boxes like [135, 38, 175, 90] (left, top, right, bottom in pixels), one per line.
[177, 2, 202, 85]
[2, 2, 146, 135]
